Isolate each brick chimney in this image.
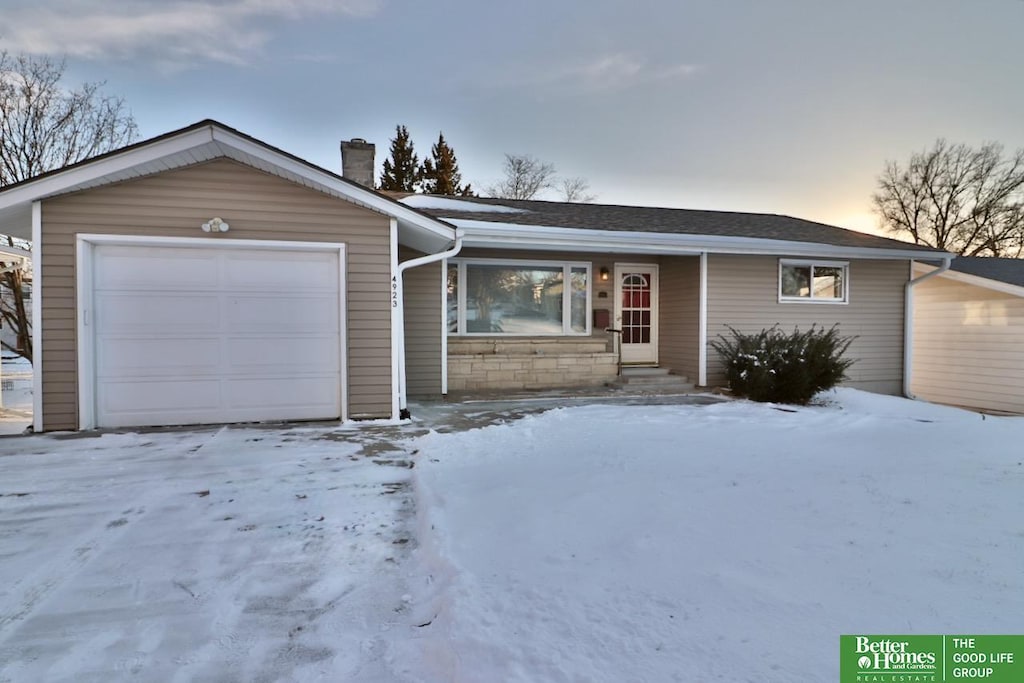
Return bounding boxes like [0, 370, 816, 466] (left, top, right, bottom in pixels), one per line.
[340, 138, 375, 188]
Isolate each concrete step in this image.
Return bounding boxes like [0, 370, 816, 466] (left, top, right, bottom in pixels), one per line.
[613, 368, 695, 392]
[620, 374, 692, 386]
[620, 367, 672, 377]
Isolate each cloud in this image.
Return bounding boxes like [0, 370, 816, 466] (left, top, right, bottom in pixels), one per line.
[502, 53, 700, 94]
[0, 0, 381, 68]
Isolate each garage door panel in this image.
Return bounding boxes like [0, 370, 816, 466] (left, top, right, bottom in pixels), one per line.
[91, 243, 345, 428]
[225, 295, 340, 332]
[227, 336, 339, 372]
[224, 377, 339, 411]
[97, 294, 221, 332]
[99, 379, 223, 416]
[224, 251, 339, 290]
[96, 247, 219, 290]
[98, 338, 221, 377]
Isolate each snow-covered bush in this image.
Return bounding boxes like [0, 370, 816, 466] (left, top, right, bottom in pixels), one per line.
[710, 325, 855, 405]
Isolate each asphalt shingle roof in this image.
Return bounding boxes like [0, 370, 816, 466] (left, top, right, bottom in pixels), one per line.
[414, 195, 944, 254]
[949, 256, 1024, 287]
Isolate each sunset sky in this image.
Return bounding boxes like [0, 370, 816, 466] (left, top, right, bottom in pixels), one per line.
[3, 0, 1023, 236]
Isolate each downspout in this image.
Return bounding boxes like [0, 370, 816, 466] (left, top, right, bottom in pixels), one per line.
[394, 230, 463, 419]
[903, 255, 953, 399]
[698, 251, 708, 387]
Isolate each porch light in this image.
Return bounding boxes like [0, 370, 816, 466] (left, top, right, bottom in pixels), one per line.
[202, 217, 229, 233]
[600, 266, 610, 281]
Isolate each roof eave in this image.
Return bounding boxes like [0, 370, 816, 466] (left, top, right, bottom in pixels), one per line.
[0, 121, 457, 251]
[914, 261, 1024, 298]
[451, 219, 950, 261]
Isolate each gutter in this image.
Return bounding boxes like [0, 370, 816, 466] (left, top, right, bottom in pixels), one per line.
[394, 231, 463, 418]
[903, 255, 954, 399]
[447, 218, 938, 262]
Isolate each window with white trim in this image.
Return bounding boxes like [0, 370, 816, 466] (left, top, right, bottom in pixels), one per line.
[779, 260, 848, 303]
[447, 259, 591, 335]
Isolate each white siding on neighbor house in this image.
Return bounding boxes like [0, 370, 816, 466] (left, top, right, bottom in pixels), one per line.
[912, 275, 1024, 414]
[706, 255, 909, 395]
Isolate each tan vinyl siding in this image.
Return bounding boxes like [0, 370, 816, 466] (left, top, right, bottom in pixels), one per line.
[658, 256, 700, 382]
[706, 255, 908, 394]
[39, 158, 393, 430]
[400, 246, 442, 397]
[912, 276, 1024, 414]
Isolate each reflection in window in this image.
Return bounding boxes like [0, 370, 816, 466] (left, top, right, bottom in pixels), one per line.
[448, 260, 591, 335]
[780, 261, 847, 302]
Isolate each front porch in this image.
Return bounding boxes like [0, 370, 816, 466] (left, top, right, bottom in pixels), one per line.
[442, 252, 704, 395]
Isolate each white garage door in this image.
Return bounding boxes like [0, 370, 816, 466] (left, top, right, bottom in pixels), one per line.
[91, 244, 343, 428]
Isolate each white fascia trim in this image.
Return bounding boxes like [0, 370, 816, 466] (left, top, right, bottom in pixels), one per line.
[449, 218, 949, 261]
[0, 127, 217, 211]
[913, 261, 1024, 299]
[0, 122, 456, 246]
[31, 202, 42, 433]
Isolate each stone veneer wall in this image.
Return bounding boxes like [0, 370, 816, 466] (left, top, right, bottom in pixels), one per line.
[447, 336, 618, 392]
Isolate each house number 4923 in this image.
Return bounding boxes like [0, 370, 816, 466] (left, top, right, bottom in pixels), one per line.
[392, 276, 399, 308]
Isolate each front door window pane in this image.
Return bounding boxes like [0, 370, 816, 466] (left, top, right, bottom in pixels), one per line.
[570, 267, 588, 333]
[621, 272, 652, 345]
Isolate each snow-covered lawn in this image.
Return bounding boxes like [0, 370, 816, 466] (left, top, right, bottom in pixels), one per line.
[0, 390, 1021, 682]
[408, 390, 1024, 682]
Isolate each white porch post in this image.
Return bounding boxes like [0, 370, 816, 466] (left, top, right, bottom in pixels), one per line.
[698, 251, 708, 387]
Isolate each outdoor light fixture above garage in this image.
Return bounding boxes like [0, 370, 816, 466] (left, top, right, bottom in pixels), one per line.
[201, 217, 229, 233]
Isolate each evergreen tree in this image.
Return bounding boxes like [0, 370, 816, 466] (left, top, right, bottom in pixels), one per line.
[421, 132, 473, 196]
[378, 125, 421, 192]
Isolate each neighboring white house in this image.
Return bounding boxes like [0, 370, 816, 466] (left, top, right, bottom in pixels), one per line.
[912, 257, 1024, 415]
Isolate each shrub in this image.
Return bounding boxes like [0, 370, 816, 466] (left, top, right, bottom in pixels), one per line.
[710, 324, 856, 405]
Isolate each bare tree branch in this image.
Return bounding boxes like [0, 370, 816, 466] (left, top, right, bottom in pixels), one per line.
[872, 139, 1024, 256]
[0, 51, 137, 363]
[559, 176, 596, 203]
[487, 154, 557, 200]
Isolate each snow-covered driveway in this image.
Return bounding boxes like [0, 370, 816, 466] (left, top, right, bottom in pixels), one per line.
[0, 424, 422, 682]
